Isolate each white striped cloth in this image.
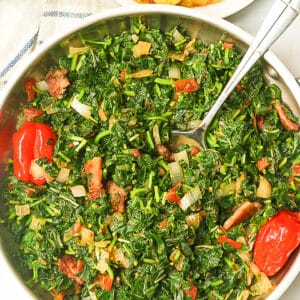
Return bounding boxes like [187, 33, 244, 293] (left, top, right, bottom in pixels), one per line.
[0, 0, 119, 90]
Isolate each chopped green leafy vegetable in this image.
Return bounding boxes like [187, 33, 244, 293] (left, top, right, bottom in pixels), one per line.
[3, 17, 300, 300]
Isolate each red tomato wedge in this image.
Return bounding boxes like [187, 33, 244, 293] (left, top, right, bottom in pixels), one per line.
[254, 210, 300, 276]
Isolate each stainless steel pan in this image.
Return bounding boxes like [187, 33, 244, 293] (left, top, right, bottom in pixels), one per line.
[0, 5, 299, 299]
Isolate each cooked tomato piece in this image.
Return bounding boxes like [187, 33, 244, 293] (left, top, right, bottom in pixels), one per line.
[98, 273, 113, 292]
[58, 254, 84, 285]
[175, 78, 199, 93]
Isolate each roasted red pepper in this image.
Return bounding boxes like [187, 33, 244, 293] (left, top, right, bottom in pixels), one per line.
[182, 282, 198, 300]
[12, 121, 57, 185]
[166, 183, 182, 203]
[175, 78, 199, 93]
[217, 235, 242, 249]
[98, 273, 114, 292]
[254, 210, 300, 276]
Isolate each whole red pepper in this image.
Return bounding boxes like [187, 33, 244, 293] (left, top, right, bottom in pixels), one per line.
[12, 121, 57, 185]
[254, 210, 300, 276]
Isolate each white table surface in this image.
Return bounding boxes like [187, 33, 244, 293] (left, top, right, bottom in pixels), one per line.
[0, 0, 299, 299]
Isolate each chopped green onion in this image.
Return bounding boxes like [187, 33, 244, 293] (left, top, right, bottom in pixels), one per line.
[94, 130, 113, 144]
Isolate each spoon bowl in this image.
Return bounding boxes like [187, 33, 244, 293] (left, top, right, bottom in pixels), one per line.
[172, 0, 300, 149]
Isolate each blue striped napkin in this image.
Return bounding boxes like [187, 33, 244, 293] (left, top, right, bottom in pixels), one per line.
[0, 0, 118, 90]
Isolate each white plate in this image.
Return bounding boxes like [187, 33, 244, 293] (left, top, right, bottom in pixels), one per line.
[115, 0, 254, 18]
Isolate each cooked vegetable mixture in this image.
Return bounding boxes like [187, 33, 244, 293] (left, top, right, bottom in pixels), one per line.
[4, 17, 300, 299]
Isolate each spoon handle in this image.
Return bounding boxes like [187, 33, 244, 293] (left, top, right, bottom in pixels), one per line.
[199, 0, 300, 132]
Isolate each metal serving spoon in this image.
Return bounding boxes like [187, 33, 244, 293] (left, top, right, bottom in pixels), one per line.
[172, 0, 300, 149]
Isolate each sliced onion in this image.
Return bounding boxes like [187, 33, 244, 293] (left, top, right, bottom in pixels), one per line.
[236, 172, 245, 194]
[109, 116, 117, 130]
[168, 52, 186, 62]
[132, 41, 151, 58]
[179, 186, 202, 211]
[250, 269, 273, 295]
[173, 150, 189, 165]
[188, 119, 202, 130]
[71, 96, 91, 119]
[153, 124, 161, 145]
[131, 34, 139, 43]
[29, 215, 46, 231]
[113, 248, 131, 269]
[238, 290, 250, 300]
[15, 204, 30, 216]
[79, 226, 94, 246]
[98, 108, 108, 122]
[168, 161, 183, 185]
[168, 65, 181, 79]
[215, 182, 236, 198]
[130, 69, 153, 78]
[30, 160, 53, 183]
[256, 175, 272, 198]
[172, 28, 185, 42]
[185, 212, 203, 228]
[95, 240, 111, 248]
[69, 46, 90, 55]
[56, 167, 70, 183]
[96, 250, 110, 273]
[184, 38, 196, 54]
[248, 261, 261, 276]
[35, 80, 49, 91]
[70, 185, 87, 197]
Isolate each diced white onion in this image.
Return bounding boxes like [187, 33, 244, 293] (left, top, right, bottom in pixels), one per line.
[56, 167, 70, 183]
[113, 248, 131, 269]
[173, 150, 189, 165]
[96, 250, 110, 273]
[179, 186, 202, 211]
[15, 204, 30, 216]
[256, 175, 272, 198]
[35, 80, 49, 91]
[168, 66, 181, 79]
[69, 46, 90, 55]
[168, 161, 183, 185]
[29, 215, 46, 231]
[30, 160, 53, 183]
[172, 28, 185, 42]
[188, 119, 202, 130]
[95, 240, 111, 248]
[71, 97, 91, 119]
[79, 226, 94, 246]
[70, 185, 87, 197]
[250, 270, 273, 295]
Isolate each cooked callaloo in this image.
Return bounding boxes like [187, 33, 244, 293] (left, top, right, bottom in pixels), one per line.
[4, 18, 300, 300]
